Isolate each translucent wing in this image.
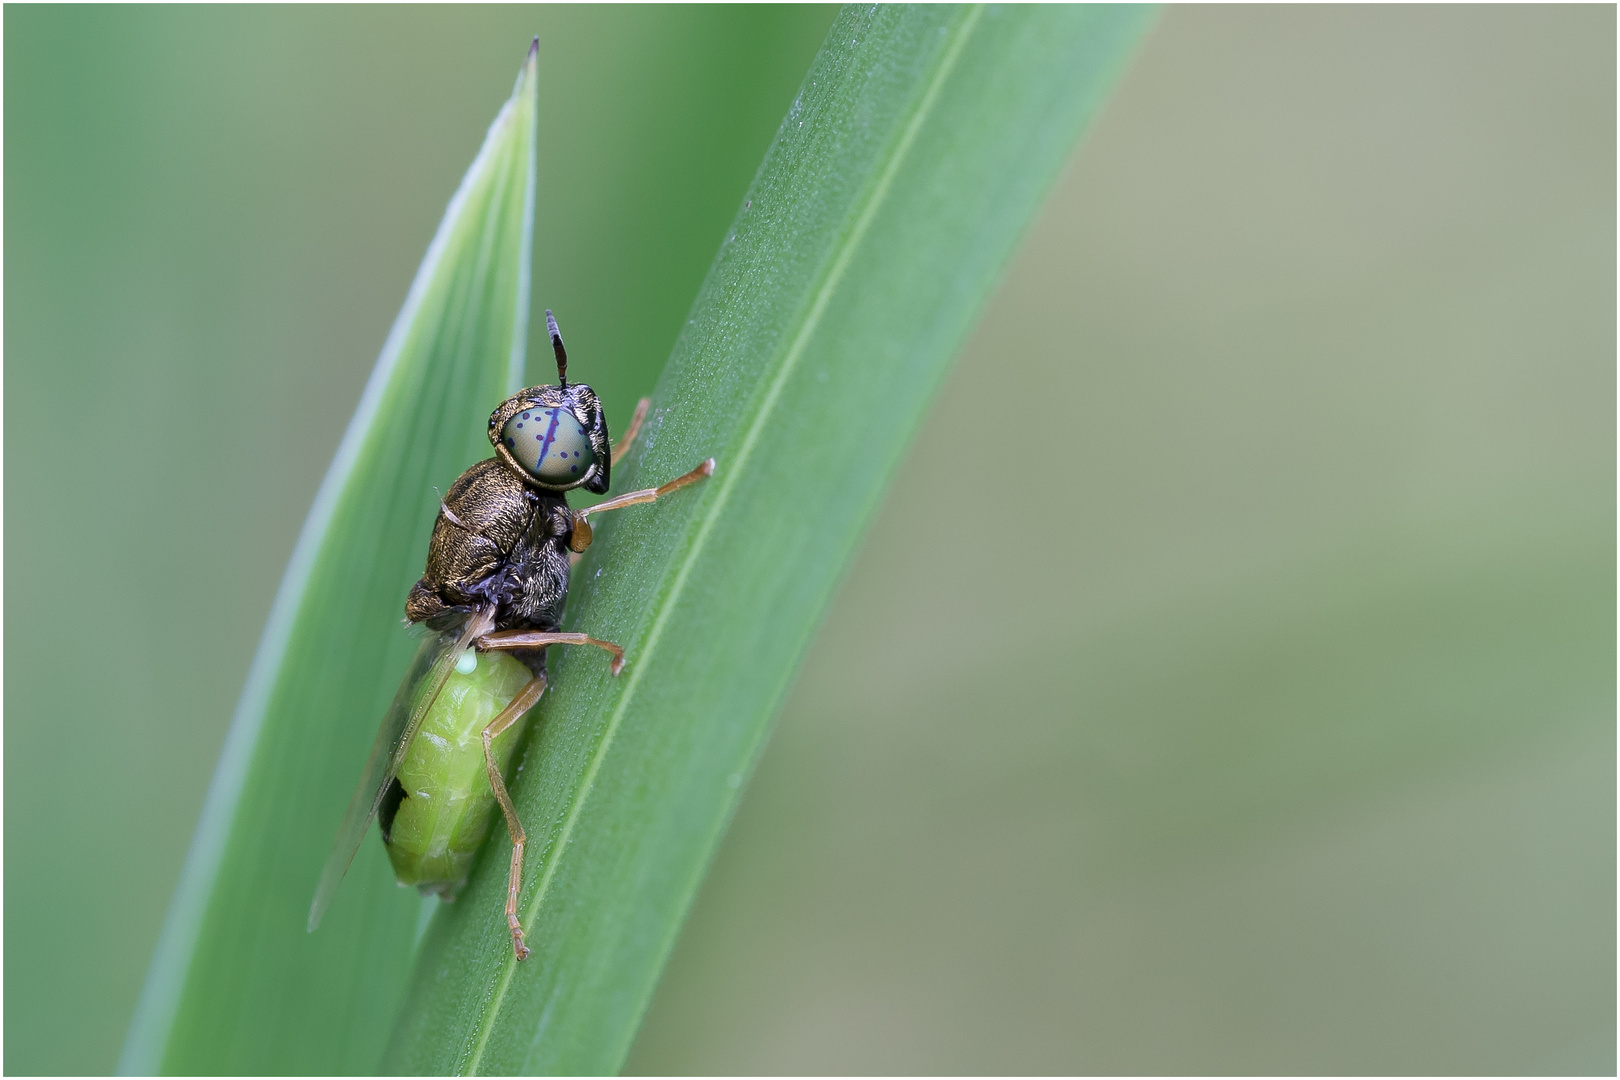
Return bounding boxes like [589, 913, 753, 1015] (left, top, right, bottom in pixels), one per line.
[307, 605, 495, 931]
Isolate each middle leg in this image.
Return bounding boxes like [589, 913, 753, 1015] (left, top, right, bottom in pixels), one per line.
[475, 630, 625, 675]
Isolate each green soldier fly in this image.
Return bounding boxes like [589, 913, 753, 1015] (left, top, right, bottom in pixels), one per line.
[308, 310, 714, 960]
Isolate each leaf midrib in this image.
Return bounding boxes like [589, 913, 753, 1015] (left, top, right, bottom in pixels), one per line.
[461, 8, 985, 1072]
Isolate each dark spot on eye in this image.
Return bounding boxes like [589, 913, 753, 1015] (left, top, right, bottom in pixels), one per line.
[521, 411, 530, 420]
[505, 438, 515, 448]
[570, 465, 579, 473]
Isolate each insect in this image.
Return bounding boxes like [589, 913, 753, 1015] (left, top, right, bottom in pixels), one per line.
[308, 309, 714, 959]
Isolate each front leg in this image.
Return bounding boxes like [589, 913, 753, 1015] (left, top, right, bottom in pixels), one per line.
[568, 458, 716, 553]
[612, 397, 650, 466]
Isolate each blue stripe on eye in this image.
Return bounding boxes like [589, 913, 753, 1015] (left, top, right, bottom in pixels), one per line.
[536, 408, 562, 464]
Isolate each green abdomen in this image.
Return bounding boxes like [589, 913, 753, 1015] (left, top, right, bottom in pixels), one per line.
[383, 650, 534, 897]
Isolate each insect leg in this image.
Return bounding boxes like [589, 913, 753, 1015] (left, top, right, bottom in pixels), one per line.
[481, 674, 548, 961]
[475, 630, 626, 675]
[570, 458, 716, 554]
[611, 397, 651, 466]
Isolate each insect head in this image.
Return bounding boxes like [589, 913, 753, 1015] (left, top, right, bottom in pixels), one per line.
[487, 310, 612, 493]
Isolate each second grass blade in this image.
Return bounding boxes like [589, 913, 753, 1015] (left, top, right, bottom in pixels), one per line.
[385, 6, 1155, 1073]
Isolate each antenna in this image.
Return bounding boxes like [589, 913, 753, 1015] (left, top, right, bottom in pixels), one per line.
[546, 309, 567, 388]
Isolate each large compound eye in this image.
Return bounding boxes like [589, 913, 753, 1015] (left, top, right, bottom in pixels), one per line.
[501, 407, 596, 485]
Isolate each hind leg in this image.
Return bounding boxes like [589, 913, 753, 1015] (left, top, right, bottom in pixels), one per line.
[480, 674, 548, 961]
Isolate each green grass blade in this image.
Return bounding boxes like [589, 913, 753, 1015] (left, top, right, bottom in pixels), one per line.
[120, 45, 539, 1075]
[385, 7, 1154, 1074]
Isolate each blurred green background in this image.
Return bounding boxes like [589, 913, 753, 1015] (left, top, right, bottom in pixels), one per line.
[5, 5, 1612, 1076]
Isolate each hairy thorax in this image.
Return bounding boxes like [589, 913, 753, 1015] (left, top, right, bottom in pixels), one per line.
[404, 457, 573, 634]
